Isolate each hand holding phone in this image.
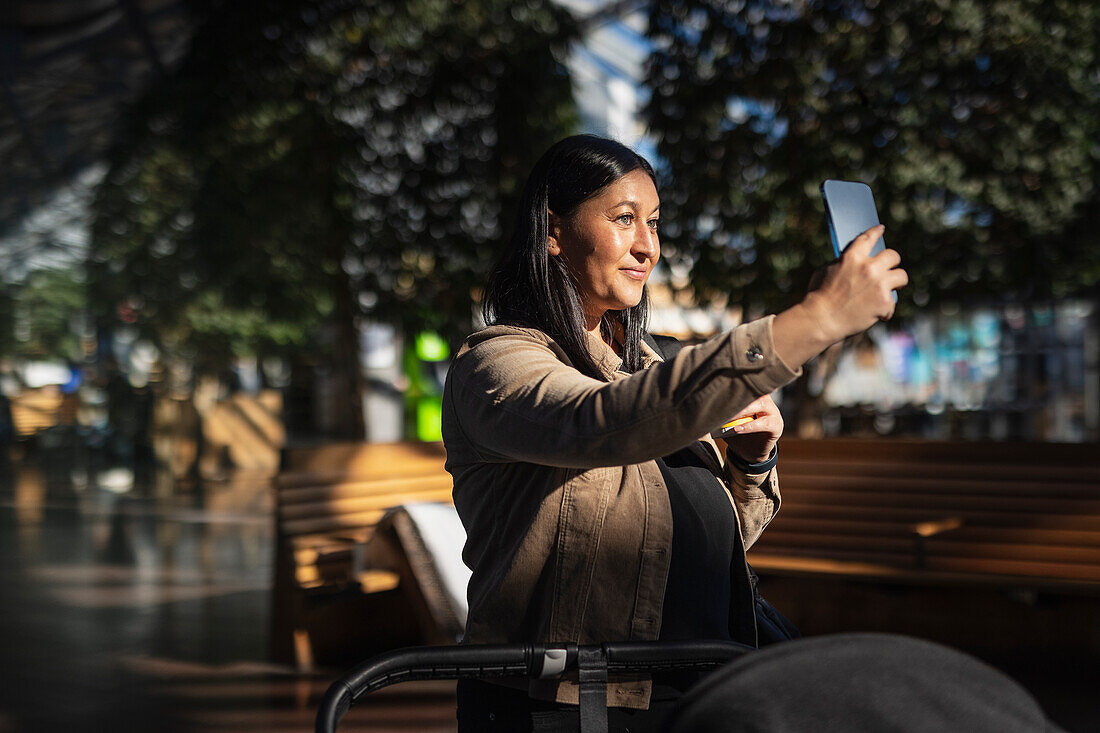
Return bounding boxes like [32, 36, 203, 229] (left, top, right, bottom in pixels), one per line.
[800, 181, 909, 342]
[805, 224, 908, 340]
[821, 180, 896, 303]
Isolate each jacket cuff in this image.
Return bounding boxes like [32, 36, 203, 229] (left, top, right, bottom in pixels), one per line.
[727, 315, 801, 394]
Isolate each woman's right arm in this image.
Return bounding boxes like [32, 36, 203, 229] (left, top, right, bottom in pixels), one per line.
[444, 316, 799, 469]
[445, 225, 907, 470]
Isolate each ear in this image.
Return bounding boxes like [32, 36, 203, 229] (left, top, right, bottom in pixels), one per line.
[547, 210, 562, 257]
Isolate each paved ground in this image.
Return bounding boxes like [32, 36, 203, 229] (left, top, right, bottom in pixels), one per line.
[0, 447, 456, 732]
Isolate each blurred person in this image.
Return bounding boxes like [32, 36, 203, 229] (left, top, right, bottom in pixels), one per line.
[442, 134, 907, 731]
[104, 358, 139, 465]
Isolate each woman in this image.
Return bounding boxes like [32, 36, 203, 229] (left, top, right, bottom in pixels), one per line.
[441, 135, 907, 731]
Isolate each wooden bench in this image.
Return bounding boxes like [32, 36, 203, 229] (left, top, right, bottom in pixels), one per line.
[271, 440, 453, 669]
[271, 437, 1099, 664]
[750, 439, 1100, 590]
[748, 438, 1100, 658]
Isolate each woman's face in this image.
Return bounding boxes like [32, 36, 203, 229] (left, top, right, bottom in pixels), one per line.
[549, 168, 660, 328]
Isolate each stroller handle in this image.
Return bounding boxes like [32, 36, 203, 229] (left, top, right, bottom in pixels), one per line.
[316, 639, 752, 733]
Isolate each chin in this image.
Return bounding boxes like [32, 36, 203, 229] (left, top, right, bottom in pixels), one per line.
[612, 293, 645, 312]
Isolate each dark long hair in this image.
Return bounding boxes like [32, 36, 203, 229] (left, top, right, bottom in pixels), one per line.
[483, 134, 657, 379]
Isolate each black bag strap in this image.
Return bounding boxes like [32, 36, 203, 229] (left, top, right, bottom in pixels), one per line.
[642, 332, 684, 361]
[577, 646, 609, 733]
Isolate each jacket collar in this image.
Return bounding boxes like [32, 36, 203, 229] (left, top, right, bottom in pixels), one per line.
[584, 325, 663, 379]
[584, 329, 623, 378]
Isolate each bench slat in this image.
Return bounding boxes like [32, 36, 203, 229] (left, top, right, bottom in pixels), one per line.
[776, 488, 1100, 517]
[779, 460, 1100, 484]
[775, 503, 1100, 533]
[278, 474, 454, 506]
[279, 486, 454, 521]
[769, 514, 1100, 547]
[748, 553, 1100, 592]
[280, 441, 446, 475]
[751, 544, 1100, 582]
[283, 509, 390, 537]
[778, 438, 1098, 467]
[778, 473, 1100, 497]
[757, 528, 1100, 565]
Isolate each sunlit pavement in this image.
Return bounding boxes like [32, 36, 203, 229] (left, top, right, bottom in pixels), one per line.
[0, 448, 456, 732]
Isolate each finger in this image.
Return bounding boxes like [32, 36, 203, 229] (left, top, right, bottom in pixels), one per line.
[726, 402, 766, 423]
[726, 407, 767, 425]
[722, 412, 766, 431]
[844, 225, 885, 259]
[732, 415, 780, 435]
[887, 268, 910, 290]
[871, 247, 902, 271]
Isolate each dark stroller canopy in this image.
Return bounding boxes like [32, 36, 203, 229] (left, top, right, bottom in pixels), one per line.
[670, 633, 1063, 732]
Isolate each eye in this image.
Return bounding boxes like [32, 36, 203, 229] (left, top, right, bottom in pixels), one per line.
[647, 218, 659, 231]
[615, 213, 634, 225]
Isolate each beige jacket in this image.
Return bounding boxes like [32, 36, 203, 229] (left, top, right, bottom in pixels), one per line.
[441, 315, 801, 708]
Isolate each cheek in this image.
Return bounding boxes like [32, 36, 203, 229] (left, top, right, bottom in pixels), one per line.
[595, 249, 629, 287]
[599, 233, 633, 265]
[572, 240, 615, 276]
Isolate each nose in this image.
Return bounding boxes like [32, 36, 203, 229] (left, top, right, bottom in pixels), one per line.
[632, 222, 659, 261]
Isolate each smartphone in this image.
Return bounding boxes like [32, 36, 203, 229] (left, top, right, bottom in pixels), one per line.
[820, 179, 896, 302]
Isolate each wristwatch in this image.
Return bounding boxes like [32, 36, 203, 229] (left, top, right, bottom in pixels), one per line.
[727, 445, 778, 475]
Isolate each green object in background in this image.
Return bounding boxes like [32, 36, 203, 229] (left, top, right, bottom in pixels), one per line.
[405, 330, 450, 441]
[415, 397, 444, 442]
[415, 331, 450, 362]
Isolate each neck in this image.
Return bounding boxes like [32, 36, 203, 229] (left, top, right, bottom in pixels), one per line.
[583, 310, 605, 336]
[586, 311, 625, 356]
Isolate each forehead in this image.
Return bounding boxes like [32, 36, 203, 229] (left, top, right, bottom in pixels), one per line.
[584, 169, 659, 208]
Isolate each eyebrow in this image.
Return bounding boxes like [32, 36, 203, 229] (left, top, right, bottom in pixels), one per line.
[610, 200, 661, 215]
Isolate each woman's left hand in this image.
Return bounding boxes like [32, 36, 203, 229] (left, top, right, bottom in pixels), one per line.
[722, 394, 783, 465]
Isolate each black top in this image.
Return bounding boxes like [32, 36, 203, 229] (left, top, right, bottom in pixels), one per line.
[656, 444, 742, 642]
[638, 332, 757, 647]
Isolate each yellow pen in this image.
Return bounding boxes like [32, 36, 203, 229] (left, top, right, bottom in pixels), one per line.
[722, 414, 758, 430]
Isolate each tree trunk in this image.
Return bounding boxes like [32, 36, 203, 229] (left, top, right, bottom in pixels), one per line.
[329, 266, 366, 441]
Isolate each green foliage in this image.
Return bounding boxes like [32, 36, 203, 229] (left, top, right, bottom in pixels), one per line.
[328, 0, 578, 342]
[0, 287, 13, 357]
[89, 0, 577, 370]
[645, 0, 1100, 314]
[90, 1, 352, 369]
[1, 268, 87, 360]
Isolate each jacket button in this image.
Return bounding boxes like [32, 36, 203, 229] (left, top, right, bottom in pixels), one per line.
[746, 344, 764, 362]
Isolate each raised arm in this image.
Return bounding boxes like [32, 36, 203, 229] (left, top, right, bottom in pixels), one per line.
[445, 225, 907, 470]
[444, 317, 798, 469]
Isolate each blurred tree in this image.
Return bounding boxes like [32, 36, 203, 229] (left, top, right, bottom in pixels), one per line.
[90, 0, 576, 439]
[644, 0, 1100, 435]
[1, 268, 86, 361]
[645, 0, 1100, 314]
[330, 1, 578, 342]
[0, 287, 13, 358]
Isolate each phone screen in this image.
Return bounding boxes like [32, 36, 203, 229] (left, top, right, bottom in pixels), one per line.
[821, 180, 885, 258]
